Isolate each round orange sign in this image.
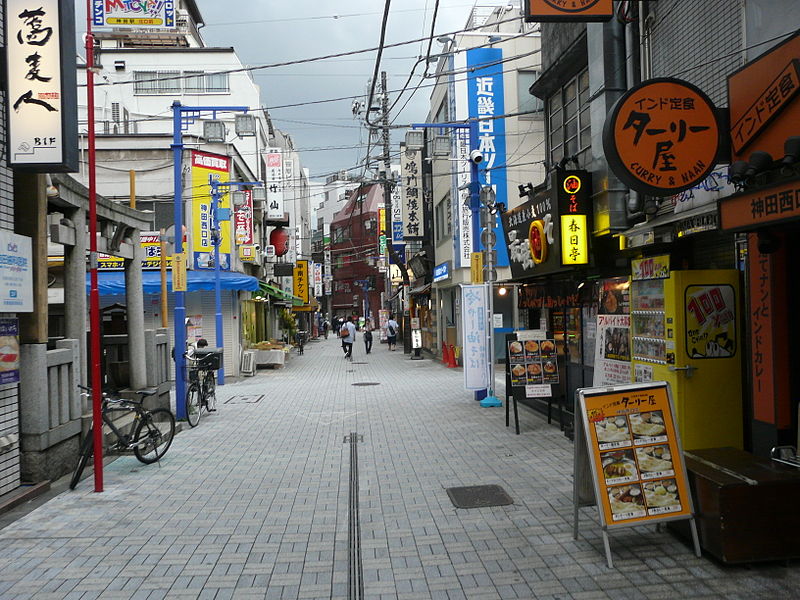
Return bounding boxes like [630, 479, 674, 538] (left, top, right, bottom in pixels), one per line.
[603, 78, 720, 197]
[529, 220, 548, 265]
[542, 0, 602, 12]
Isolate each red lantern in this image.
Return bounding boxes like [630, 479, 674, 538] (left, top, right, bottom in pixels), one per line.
[269, 227, 289, 257]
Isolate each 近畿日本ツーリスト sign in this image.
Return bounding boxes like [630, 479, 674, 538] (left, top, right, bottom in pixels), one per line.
[603, 78, 721, 197]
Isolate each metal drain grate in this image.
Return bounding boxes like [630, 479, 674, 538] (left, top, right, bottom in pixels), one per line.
[351, 382, 380, 387]
[224, 394, 264, 404]
[351, 362, 368, 364]
[446, 485, 513, 509]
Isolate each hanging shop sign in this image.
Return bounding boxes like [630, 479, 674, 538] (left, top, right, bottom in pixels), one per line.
[518, 282, 579, 310]
[0, 231, 33, 313]
[557, 170, 592, 266]
[234, 190, 254, 245]
[238, 245, 256, 262]
[728, 31, 800, 162]
[450, 49, 472, 270]
[191, 150, 231, 271]
[400, 144, 424, 238]
[719, 177, 800, 231]
[433, 261, 451, 283]
[6, 0, 78, 172]
[313, 262, 323, 298]
[631, 255, 670, 281]
[391, 178, 405, 255]
[468, 47, 509, 267]
[524, 0, 613, 23]
[603, 78, 721, 197]
[92, 0, 175, 29]
[293, 259, 309, 304]
[265, 148, 285, 221]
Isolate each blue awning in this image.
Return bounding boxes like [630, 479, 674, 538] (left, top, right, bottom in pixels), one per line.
[87, 270, 260, 295]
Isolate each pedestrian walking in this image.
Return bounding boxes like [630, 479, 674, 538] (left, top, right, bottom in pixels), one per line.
[340, 315, 356, 359]
[387, 314, 399, 351]
[363, 319, 373, 354]
[322, 319, 330, 339]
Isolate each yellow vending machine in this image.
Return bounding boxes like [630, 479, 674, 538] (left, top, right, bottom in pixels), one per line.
[630, 257, 743, 451]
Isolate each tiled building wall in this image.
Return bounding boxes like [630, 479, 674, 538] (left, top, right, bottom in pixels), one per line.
[0, 2, 22, 495]
[649, 0, 744, 107]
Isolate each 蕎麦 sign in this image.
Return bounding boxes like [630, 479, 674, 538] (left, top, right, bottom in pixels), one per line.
[6, 0, 78, 172]
[603, 78, 721, 197]
[92, 0, 176, 29]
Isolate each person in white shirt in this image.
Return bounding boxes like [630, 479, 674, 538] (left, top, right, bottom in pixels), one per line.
[386, 315, 399, 351]
[341, 316, 356, 358]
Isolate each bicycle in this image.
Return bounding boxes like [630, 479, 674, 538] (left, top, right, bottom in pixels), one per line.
[70, 385, 176, 490]
[295, 330, 308, 355]
[185, 351, 218, 427]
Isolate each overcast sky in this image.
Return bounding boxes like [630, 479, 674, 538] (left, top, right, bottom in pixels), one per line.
[193, 1, 514, 180]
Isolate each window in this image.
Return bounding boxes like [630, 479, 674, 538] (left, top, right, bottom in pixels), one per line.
[548, 68, 590, 166]
[435, 194, 452, 245]
[158, 71, 181, 94]
[184, 71, 205, 93]
[132, 70, 230, 95]
[206, 72, 229, 93]
[133, 71, 157, 94]
[517, 71, 544, 116]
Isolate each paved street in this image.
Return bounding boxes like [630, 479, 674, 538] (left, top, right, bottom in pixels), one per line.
[0, 338, 797, 599]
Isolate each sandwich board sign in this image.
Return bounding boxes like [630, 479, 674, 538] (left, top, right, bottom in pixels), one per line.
[573, 381, 700, 568]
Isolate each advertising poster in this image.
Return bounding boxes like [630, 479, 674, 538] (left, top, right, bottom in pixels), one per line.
[99, 232, 172, 270]
[508, 338, 558, 387]
[191, 150, 231, 270]
[0, 231, 33, 312]
[0, 319, 20, 384]
[593, 278, 632, 385]
[685, 285, 736, 358]
[186, 315, 203, 342]
[578, 383, 693, 527]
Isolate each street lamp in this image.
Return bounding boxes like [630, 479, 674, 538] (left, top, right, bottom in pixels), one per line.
[172, 101, 249, 420]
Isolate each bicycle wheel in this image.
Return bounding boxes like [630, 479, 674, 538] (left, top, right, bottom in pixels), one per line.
[133, 408, 175, 464]
[204, 371, 216, 412]
[70, 428, 95, 490]
[185, 382, 201, 427]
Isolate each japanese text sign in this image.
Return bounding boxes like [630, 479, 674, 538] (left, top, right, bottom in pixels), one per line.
[266, 148, 285, 221]
[401, 146, 424, 238]
[631, 255, 670, 281]
[578, 382, 693, 528]
[6, 0, 78, 171]
[191, 151, 230, 270]
[0, 318, 20, 384]
[293, 259, 309, 304]
[0, 231, 33, 312]
[524, 0, 613, 23]
[92, 0, 176, 29]
[234, 190, 254, 245]
[685, 285, 737, 359]
[99, 231, 172, 270]
[604, 78, 720, 197]
[728, 32, 800, 163]
[720, 177, 800, 231]
[461, 284, 488, 390]
[556, 170, 591, 266]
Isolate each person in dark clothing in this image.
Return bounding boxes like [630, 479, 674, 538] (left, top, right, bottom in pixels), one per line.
[363, 319, 373, 354]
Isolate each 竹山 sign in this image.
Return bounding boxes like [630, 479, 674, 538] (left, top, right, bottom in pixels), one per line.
[603, 78, 721, 197]
[524, 0, 613, 23]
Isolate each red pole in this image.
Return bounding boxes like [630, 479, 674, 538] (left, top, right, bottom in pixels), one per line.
[86, 1, 103, 492]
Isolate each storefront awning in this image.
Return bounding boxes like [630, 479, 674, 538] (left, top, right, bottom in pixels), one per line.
[87, 270, 260, 295]
[259, 281, 303, 305]
[409, 283, 432, 296]
[622, 204, 719, 249]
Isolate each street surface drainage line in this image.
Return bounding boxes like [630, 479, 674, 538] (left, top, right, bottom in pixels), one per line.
[344, 432, 364, 600]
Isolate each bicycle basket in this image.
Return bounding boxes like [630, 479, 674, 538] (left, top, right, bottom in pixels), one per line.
[194, 348, 222, 370]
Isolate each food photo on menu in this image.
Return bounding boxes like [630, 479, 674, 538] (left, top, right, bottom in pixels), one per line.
[542, 359, 559, 383]
[607, 483, 647, 520]
[601, 449, 639, 484]
[539, 339, 556, 358]
[643, 479, 682, 514]
[508, 340, 525, 361]
[634, 445, 674, 478]
[524, 339, 540, 357]
[630, 410, 668, 443]
[510, 363, 527, 386]
[526, 362, 543, 384]
[593, 415, 631, 447]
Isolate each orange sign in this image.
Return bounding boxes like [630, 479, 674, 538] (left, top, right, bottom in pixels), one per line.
[603, 78, 720, 197]
[524, 0, 612, 22]
[728, 31, 800, 162]
[719, 177, 800, 231]
[579, 383, 693, 527]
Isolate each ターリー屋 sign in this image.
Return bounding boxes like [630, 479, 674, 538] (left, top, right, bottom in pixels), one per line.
[524, 0, 613, 23]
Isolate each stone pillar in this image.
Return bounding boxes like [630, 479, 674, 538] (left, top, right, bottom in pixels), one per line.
[13, 174, 47, 344]
[64, 206, 87, 386]
[125, 231, 147, 389]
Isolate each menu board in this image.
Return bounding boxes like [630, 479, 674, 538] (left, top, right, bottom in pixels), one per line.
[577, 382, 693, 527]
[508, 337, 559, 386]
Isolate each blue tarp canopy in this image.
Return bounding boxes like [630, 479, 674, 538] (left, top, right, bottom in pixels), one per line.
[87, 270, 260, 295]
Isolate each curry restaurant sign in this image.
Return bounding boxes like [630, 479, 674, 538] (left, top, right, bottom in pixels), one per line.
[5, 0, 78, 172]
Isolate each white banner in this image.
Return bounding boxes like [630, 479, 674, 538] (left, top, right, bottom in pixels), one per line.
[0, 231, 33, 312]
[461, 284, 488, 390]
[451, 51, 472, 269]
[313, 262, 323, 297]
[400, 146, 424, 238]
[265, 147, 284, 220]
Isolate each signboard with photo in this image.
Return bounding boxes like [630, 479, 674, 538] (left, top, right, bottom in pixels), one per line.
[593, 277, 632, 386]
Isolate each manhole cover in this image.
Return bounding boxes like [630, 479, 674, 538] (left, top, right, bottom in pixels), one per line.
[446, 485, 513, 509]
[351, 362, 368, 364]
[352, 382, 381, 386]
[225, 394, 264, 404]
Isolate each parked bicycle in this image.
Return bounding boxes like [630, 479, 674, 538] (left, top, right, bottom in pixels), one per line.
[70, 385, 176, 490]
[185, 350, 218, 427]
[295, 330, 308, 355]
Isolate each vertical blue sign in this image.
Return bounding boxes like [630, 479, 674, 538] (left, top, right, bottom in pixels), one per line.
[467, 47, 509, 267]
